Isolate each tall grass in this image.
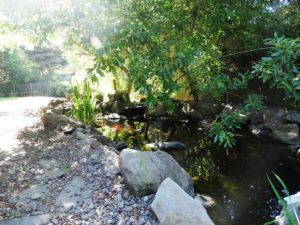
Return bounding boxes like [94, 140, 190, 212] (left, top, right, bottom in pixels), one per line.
[265, 173, 300, 225]
[71, 78, 96, 125]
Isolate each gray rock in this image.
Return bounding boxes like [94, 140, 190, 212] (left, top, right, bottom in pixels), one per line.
[119, 149, 194, 196]
[76, 132, 86, 140]
[150, 178, 214, 225]
[31, 193, 42, 200]
[145, 142, 186, 151]
[117, 219, 126, 225]
[76, 127, 84, 132]
[250, 125, 270, 136]
[37, 159, 59, 170]
[263, 107, 285, 129]
[98, 146, 120, 177]
[41, 112, 83, 130]
[114, 193, 123, 203]
[123, 206, 132, 212]
[92, 133, 115, 147]
[275, 192, 300, 225]
[48, 99, 66, 108]
[285, 111, 300, 124]
[272, 124, 300, 144]
[90, 153, 101, 165]
[9, 184, 48, 207]
[55, 176, 91, 211]
[61, 124, 76, 134]
[194, 194, 216, 208]
[0, 214, 50, 225]
[118, 200, 124, 208]
[85, 138, 97, 146]
[37, 168, 65, 181]
[185, 110, 203, 121]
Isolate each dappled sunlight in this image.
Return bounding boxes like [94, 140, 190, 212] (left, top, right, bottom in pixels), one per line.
[0, 0, 299, 224]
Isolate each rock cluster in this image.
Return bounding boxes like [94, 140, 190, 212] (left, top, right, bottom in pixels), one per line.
[1, 100, 216, 225]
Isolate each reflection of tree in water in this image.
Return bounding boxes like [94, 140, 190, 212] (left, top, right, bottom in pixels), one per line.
[174, 137, 220, 180]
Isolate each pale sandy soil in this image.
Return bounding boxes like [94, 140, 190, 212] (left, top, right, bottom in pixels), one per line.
[0, 97, 53, 161]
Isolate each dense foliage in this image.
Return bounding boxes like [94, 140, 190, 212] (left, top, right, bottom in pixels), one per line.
[92, 0, 300, 110]
[2, 47, 40, 84]
[253, 36, 300, 108]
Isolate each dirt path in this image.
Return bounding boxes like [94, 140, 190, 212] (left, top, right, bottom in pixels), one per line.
[0, 97, 53, 162]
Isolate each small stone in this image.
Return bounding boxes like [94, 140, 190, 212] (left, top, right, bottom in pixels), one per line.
[90, 153, 100, 165]
[31, 193, 41, 200]
[118, 200, 124, 208]
[142, 196, 149, 202]
[52, 219, 59, 224]
[138, 218, 145, 225]
[114, 193, 123, 203]
[117, 219, 126, 225]
[123, 190, 129, 199]
[76, 132, 86, 140]
[123, 206, 132, 212]
[85, 138, 97, 146]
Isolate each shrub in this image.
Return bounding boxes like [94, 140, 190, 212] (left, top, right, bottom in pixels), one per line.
[253, 36, 300, 108]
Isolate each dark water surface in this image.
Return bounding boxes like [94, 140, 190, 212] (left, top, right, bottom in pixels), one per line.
[166, 125, 300, 225]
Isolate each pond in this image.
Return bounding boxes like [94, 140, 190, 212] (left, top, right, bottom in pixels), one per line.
[102, 116, 300, 225]
[168, 124, 300, 225]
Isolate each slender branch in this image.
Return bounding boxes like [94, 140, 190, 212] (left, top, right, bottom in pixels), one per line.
[221, 47, 272, 59]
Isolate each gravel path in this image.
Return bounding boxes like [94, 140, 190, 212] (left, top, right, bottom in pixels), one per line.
[0, 97, 158, 225]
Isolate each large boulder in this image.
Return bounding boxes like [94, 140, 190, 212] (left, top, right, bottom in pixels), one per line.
[119, 149, 194, 196]
[41, 112, 84, 130]
[272, 124, 300, 144]
[150, 178, 215, 225]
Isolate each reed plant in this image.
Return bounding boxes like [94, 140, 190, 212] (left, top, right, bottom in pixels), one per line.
[71, 78, 96, 125]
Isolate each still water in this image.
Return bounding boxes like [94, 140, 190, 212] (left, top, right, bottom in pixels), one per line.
[168, 125, 300, 225]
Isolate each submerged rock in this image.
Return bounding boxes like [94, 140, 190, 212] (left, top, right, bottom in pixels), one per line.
[272, 124, 300, 144]
[119, 149, 194, 196]
[150, 178, 214, 225]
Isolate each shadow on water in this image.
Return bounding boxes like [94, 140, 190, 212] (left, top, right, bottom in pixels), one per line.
[168, 125, 300, 225]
